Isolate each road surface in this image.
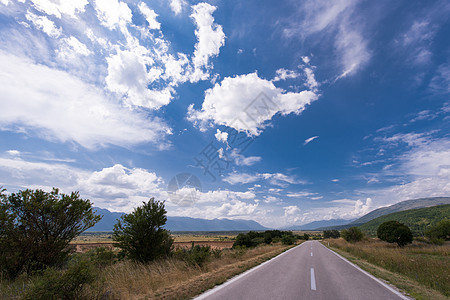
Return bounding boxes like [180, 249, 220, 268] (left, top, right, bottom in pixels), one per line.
[196, 240, 409, 300]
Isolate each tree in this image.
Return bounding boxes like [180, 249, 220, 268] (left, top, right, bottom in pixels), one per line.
[341, 227, 364, 242]
[323, 230, 340, 239]
[0, 188, 101, 279]
[425, 219, 450, 241]
[377, 221, 412, 247]
[113, 198, 173, 262]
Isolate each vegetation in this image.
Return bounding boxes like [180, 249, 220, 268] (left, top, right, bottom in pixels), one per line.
[377, 221, 413, 247]
[113, 198, 173, 262]
[325, 238, 450, 298]
[323, 229, 340, 239]
[0, 188, 101, 279]
[359, 204, 450, 236]
[425, 219, 450, 243]
[341, 227, 364, 242]
[232, 230, 296, 248]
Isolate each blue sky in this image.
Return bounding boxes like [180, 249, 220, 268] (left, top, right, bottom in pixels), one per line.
[0, 0, 449, 228]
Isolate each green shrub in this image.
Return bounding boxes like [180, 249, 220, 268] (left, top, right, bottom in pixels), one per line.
[281, 234, 295, 245]
[341, 227, 364, 242]
[88, 247, 116, 267]
[323, 230, 340, 239]
[23, 257, 95, 300]
[377, 221, 412, 247]
[425, 219, 450, 241]
[173, 245, 212, 267]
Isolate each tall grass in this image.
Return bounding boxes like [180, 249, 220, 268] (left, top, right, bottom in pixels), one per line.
[326, 238, 449, 297]
[1, 243, 292, 299]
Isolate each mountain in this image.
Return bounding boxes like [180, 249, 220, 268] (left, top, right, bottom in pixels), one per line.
[284, 219, 354, 231]
[359, 204, 450, 236]
[87, 207, 268, 232]
[165, 216, 268, 231]
[350, 197, 450, 225]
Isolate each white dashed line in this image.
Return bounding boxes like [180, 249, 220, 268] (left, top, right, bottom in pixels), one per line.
[310, 267, 316, 291]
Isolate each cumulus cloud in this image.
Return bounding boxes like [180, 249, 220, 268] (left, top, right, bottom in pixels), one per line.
[284, 205, 301, 224]
[273, 68, 300, 82]
[0, 51, 171, 149]
[187, 72, 318, 135]
[170, 0, 186, 15]
[93, 0, 132, 30]
[138, 2, 160, 30]
[190, 3, 225, 79]
[30, 0, 88, 19]
[57, 36, 92, 61]
[25, 10, 62, 38]
[215, 129, 228, 143]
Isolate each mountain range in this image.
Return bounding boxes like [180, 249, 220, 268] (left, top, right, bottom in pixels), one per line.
[88, 207, 268, 232]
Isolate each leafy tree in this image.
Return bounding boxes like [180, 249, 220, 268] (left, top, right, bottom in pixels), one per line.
[341, 227, 364, 242]
[113, 198, 173, 262]
[377, 221, 413, 247]
[303, 233, 310, 240]
[281, 234, 295, 245]
[0, 188, 101, 279]
[323, 230, 340, 239]
[425, 219, 450, 241]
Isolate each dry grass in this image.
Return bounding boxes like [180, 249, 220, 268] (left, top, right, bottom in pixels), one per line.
[325, 238, 449, 298]
[93, 243, 293, 299]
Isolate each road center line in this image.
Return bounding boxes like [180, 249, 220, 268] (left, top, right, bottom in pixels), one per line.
[311, 252, 313, 256]
[310, 267, 316, 291]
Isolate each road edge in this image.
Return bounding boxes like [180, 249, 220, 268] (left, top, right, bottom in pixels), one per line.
[319, 242, 412, 300]
[194, 242, 304, 299]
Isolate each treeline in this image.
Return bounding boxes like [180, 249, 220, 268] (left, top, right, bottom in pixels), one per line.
[233, 230, 312, 248]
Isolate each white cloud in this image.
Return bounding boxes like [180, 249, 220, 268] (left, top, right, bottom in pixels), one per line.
[138, 2, 160, 30]
[26, 10, 62, 38]
[1, 0, 10, 5]
[273, 68, 300, 82]
[190, 3, 225, 79]
[304, 135, 319, 145]
[93, 0, 132, 30]
[223, 171, 303, 186]
[303, 67, 319, 91]
[215, 129, 228, 143]
[170, 0, 186, 15]
[284, 205, 301, 224]
[57, 36, 92, 61]
[0, 51, 171, 149]
[30, 0, 88, 19]
[286, 192, 315, 198]
[283, 0, 369, 79]
[187, 72, 318, 135]
[230, 149, 261, 166]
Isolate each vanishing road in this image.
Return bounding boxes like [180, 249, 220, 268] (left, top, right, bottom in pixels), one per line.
[196, 241, 410, 300]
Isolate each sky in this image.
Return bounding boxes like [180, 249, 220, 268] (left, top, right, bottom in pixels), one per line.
[0, 0, 449, 228]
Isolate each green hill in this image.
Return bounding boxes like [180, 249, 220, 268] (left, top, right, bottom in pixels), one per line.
[350, 197, 450, 225]
[359, 204, 450, 236]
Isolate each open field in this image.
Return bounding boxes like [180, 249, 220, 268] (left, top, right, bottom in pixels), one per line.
[324, 238, 449, 299]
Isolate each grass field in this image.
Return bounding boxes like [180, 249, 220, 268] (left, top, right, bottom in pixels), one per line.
[325, 238, 449, 299]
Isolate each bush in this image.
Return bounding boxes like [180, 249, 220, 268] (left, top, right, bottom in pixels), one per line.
[232, 230, 295, 248]
[377, 221, 412, 247]
[323, 230, 340, 239]
[425, 219, 450, 241]
[113, 198, 173, 263]
[173, 244, 212, 267]
[88, 247, 116, 267]
[23, 257, 95, 300]
[0, 188, 101, 279]
[341, 227, 364, 242]
[281, 234, 295, 245]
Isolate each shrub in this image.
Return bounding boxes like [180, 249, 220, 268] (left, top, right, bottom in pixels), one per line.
[341, 227, 364, 242]
[377, 221, 412, 247]
[173, 244, 212, 267]
[23, 257, 95, 300]
[113, 198, 173, 262]
[323, 230, 340, 239]
[88, 247, 116, 267]
[425, 219, 450, 241]
[281, 234, 295, 245]
[0, 188, 101, 279]
[303, 233, 310, 241]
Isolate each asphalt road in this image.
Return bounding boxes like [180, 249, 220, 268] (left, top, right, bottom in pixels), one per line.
[196, 240, 410, 300]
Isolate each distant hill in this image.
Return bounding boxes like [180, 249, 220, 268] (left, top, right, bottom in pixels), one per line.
[359, 204, 450, 236]
[284, 219, 354, 231]
[350, 197, 450, 225]
[87, 207, 268, 232]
